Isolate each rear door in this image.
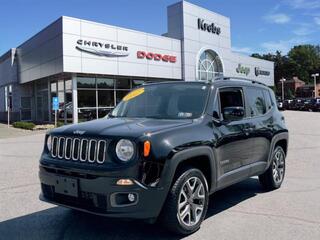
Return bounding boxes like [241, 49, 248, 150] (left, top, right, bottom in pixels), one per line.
[244, 87, 273, 169]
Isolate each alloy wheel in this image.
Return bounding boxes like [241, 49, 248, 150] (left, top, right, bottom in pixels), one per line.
[272, 149, 285, 184]
[177, 176, 206, 227]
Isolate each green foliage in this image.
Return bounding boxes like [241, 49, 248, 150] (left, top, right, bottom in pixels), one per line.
[12, 121, 36, 130]
[57, 121, 65, 127]
[251, 44, 320, 84]
[288, 45, 320, 82]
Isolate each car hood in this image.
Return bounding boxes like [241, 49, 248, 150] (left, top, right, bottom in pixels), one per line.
[51, 117, 193, 138]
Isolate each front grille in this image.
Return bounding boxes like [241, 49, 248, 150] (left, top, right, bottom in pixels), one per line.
[51, 136, 107, 164]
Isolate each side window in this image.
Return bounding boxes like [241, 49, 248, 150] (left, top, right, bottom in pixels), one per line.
[219, 88, 245, 121]
[263, 90, 272, 111]
[246, 87, 266, 117]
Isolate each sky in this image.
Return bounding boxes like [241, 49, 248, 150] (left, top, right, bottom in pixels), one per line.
[0, 0, 320, 56]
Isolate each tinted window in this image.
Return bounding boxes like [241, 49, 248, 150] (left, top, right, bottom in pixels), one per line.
[246, 88, 266, 117]
[77, 77, 96, 88]
[219, 88, 245, 120]
[78, 90, 96, 107]
[263, 89, 272, 111]
[219, 88, 244, 109]
[97, 78, 114, 89]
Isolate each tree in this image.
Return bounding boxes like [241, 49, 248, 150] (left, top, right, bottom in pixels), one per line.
[252, 44, 320, 83]
[287, 45, 320, 83]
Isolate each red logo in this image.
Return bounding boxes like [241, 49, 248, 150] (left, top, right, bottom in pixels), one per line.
[137, 51, 177, 63]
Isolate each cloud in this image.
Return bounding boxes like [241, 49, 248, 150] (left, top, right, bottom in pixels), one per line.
[315, 17, 320, 25]
[293, 26, 314, 35]
[264, 13, 291, 24]
[261, 37, 309, 54]
[284, 0, 320, 9]
[232, 46, 253, 54]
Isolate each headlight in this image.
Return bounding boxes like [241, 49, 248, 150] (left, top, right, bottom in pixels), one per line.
[47, 135, 52, 151]
[116, 139, 134, 162]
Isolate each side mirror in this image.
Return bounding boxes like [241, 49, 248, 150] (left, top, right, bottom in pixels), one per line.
[223, 106, 245, 122]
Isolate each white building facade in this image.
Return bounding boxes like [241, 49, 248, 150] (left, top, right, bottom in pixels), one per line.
[0, 1, 274, 123]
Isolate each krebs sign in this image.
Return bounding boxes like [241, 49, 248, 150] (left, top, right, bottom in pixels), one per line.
[137, 51, 176, 63]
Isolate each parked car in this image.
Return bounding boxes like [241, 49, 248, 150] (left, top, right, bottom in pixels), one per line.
[39, 79, 288, 235]
[292, 98, 305, 111]
[304, 98, 320, 112]
[283, 99, 294, 110]
[277, 100, 284, 110]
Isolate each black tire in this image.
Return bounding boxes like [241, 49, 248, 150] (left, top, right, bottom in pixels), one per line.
[259, 146, 286, 190]
[160, 167, 209, 235]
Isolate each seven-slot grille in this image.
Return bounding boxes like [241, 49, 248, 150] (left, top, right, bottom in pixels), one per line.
[50, 136, 107, 164]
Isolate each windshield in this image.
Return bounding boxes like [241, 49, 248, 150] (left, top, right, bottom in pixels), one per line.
[111, 83, 210, 119]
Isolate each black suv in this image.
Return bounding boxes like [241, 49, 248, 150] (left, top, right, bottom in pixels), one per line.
[39, 79, 288, 235]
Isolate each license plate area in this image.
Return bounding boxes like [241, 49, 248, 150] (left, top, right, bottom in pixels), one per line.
[54, 176, 78, 197]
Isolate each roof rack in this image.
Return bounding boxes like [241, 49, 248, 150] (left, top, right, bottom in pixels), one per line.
[215, 77, 268, 87]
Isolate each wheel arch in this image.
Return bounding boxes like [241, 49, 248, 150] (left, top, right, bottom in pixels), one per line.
[267, 132, 289, 168]
[160, 146, 217, 193]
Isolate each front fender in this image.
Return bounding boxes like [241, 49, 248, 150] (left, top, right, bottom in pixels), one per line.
[158, 146, 217, 193]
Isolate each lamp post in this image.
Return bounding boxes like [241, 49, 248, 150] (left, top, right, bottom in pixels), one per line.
[280, 78, 286, 101]
[311, 73, 319, 98]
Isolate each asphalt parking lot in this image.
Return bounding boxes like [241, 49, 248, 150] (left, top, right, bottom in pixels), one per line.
[0, 111, 320, 240]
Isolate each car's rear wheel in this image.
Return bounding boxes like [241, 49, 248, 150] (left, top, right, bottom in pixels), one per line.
[160, 167, 209, 235]
[259, 146, 286, 190]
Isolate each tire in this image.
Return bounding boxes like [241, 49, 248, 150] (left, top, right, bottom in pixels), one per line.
[259, 146, 286, 190]
[160, 167, 209, 235]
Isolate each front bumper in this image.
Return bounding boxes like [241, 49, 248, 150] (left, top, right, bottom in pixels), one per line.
[39, 165, 167, 219]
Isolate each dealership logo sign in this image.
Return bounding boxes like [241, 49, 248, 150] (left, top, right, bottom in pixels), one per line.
[236, 64, 250, 76]
[255, 67, 270, 77]
[197, 18, 221, 35]
[137, 51, 177, 63]
[76, 39, 129, 57]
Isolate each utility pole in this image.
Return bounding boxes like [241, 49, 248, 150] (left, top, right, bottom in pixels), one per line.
[280, 78, 286, 101]
[311, 73, 319, 98]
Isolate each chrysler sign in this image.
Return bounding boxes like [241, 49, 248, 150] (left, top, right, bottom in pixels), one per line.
[76, 39, 129, 57]
[198, 18, 221, 35]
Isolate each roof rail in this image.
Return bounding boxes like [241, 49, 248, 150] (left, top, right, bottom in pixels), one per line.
[215, 77, 268, 87]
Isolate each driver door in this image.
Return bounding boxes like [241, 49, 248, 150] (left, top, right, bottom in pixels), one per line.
[212, 87, 254, 188]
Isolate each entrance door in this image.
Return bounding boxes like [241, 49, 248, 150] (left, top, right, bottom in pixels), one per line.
[36, 81, 49, 122]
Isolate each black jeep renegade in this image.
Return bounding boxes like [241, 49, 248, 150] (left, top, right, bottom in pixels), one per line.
[39, 78, 288, 235]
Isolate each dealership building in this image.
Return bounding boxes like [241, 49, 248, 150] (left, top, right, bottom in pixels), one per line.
[0, 1, 274, 124]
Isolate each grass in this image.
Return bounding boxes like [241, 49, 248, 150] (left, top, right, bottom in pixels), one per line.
[12, 121, 36, 130]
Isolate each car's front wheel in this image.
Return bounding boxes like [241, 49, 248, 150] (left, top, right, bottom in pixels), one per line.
[160, 167, 209, 235]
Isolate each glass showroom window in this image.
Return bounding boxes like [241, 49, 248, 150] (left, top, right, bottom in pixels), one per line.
[197, 50, 223, 81]
[50, 79, 73, 124]
[77, 76, 149, 121]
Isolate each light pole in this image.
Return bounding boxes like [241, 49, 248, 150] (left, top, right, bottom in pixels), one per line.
[311, 73, 319, 98]
[280, 78, 286, 101]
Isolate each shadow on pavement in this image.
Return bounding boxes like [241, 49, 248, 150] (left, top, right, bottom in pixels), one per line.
[0, 178, 264, 240]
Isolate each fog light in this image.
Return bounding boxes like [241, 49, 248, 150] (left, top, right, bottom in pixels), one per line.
[128, 193, 135, 202]
[116, 179, 134, 186]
